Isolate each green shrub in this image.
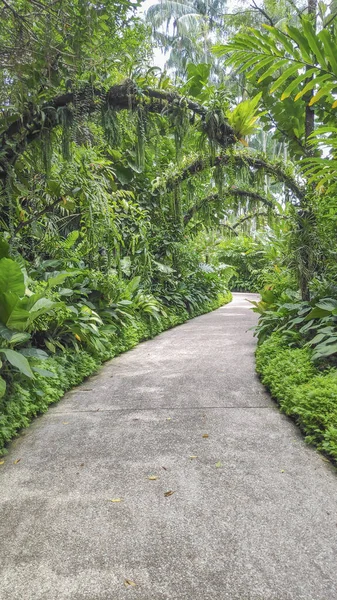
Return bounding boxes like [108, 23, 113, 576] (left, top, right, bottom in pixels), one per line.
[256, 334, 337, 462]
[255, 333, 288, 369]
[258, 347, 315, 403]
[288, 372, 337, 458]
[0, 291, 231, 455]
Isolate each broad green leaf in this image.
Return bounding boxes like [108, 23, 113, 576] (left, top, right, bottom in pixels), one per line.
[0, 292, 30, 330]
[247, 56, 276, 78]
[123, 275, 141, 298]
[286, 25, 312, 63]
[263, 25, 295, 55]
[227, 36, 263, 52]
[306, 307, 331, 319]
[307, 333, 327, 345]
[185, 62, 211, 97]
[0, 348, 34, 378]
[5, 300, 30, 331]
[302, 18, 327, 69]
[318, 29, 337, 75]
[0, 324, 30, 343]
[248, 27, 280, 54]
[20, 348, 48, 359]
[291, 316, 309, 325]
[281, 68, 317, 100]
[114, 165, 134, 185]
[108, 149, 122, 161]
[316, 299, 337, 311]
[212, 43, 227, 56]
[46, 271, 76, 289]
[29, 298, 55, 314]
[153, 260, 175, 274]
[0, 258, 25, 297]
[313, 343, 337, 359]
[309, 126, 337, 136]
[8, 332, 31, 345]
[45, 340, 56, 353]
[127, 159, 143, 173]
[257, 60, 289, 83]
[309, 87, 333, 106]
[294, 74, 331, 102]
[47, 179, 61, 196]
[239, 55, 265, 73]
[32, 366, 57, 378]
[270, 64, 300, 94]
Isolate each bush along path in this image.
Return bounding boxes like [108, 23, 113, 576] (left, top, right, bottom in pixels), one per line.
[256, 333, 337, 463]
[253, 289, 337, 464]
[0, 252, 231, 455]
[1, 294, 337, 600]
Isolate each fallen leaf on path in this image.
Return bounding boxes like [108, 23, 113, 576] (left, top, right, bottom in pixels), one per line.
[62, 422, 69, 425]
[162, 466, 167, 470]
[215, 461, 223, 468]
[0, 460, 4, 465]
[124, 579, 136, 587]
[14, 458, 21, 464]
[80, 463, 84, 467]
[166, 417, 172, 421]
[148, 475, 159, 480]
[280, 470, 285, 473]
[164, 490, 175, 497]
[202, 434, 209, 438]
[189, 455, 198, 459]
[110, 498, 123, 503]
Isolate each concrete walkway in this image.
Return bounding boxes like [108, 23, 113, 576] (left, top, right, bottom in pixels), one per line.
[1, 293, 337, 600]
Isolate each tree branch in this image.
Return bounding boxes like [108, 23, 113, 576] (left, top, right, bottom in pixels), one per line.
[232, 209, 268, 229]
[0, 80, 236, 179]
[250, 0, 274, 26]
[221, 223, 238, 236]
[169, 152, 305, 201]
[183, 187, 274, 225]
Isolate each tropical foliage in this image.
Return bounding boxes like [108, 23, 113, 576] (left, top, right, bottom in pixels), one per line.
[1, 0, 337, 458]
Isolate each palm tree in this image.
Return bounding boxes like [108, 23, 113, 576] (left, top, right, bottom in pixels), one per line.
[146, 0, 228, 77]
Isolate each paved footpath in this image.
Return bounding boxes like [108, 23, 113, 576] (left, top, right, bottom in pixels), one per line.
[1, 293, 337, 600]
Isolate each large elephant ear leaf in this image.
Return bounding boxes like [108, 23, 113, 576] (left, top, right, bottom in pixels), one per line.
[0, 258, 25, 297]
[0, 348, 34, 378]
[0, 293, 30, 331]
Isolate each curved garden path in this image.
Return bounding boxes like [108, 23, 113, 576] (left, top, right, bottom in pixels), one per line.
[1, 293, 337, 600]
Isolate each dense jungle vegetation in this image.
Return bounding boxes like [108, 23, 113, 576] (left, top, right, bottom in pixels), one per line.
[1, 0, 337, 459]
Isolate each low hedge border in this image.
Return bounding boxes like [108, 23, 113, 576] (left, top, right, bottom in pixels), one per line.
[256, 333, 337, 463]
[0, 291, 232, 455]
